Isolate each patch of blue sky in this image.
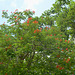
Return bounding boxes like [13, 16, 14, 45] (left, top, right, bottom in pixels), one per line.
[0, 0, 55, 25]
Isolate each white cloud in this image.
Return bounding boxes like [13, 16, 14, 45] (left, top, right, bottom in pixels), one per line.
[22, 0, 43, 11]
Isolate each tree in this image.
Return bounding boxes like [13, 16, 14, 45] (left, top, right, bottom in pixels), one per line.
[0, 9, 75, 75]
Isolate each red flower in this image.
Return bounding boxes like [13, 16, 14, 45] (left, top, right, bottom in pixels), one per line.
[5, 73, 7, 75]
[68, 40, 70, 43]
[57, 38, 58, 40]
[15, 9, 18, 11]
[23, 22, 25, 23]
[56, 65, 60, 68]
[37, 29, 39, 33]
[66, 48, 68, 50]
[62, 49, 64, 51]
[33, 11, 35, 13]
[27, 24, 29, 26]
[39, 29, 41, 31]
[3, 23, 5, 25]
[67, 58, 70, 61]
[6, 10, 8, 12]
[17, 23, 18, 25]
[0, 62, 3, 64]
[13, 12, 15, 14]
[34, 30, 36, 33]
[49, 28, 50, 30]
[40, 28, 42, 30]
[2, 10, 5, 12]
[60, 39, 62, 41]
[46, 27, 48, 28]
[9, 45, 12, 46]
[8, 46, 10, 49]
[26, 9, 30, 11]
[2, 10, 5, 14]
[59, 67, 63, 70]
[42, 17, 43, 19]
[64, 58, 66, 61]
[66, 61, 68, 63]
[9, 38, 11, 40]
[28, 17, 32, 20]
[21, 37, 23, 40]
[26, 9, 28, 11]
[55, 38, 58, 40]
[66, 58, 70, 63]
[11, 24, 14, 26]
[50, 34, 52, 36]
[56, 54, 60, 58]
[35, 21, 38, 23]
[5, 34, 8, 36]
[27, 20, 29, 23]
[18, 18, 20, 20]
[54, 34, 56, 36]
[34, 29, 41, 33]
[58, 47, 59, 49]
[33, 21, 38, 24]
[15, 19, 17, 22]
[14, 16, 17, 18]
[65, 40, 67, 42]
[62, 67, 64, 69]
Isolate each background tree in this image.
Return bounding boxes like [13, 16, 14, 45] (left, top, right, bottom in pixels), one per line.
[40, 0, 75, 41]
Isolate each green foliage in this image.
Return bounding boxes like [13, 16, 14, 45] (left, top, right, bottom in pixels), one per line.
[0, 9, 75, 75]
[41, 0, 75, 41]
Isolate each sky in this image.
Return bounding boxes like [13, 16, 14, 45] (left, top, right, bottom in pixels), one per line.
[0, 0, 56, 25]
